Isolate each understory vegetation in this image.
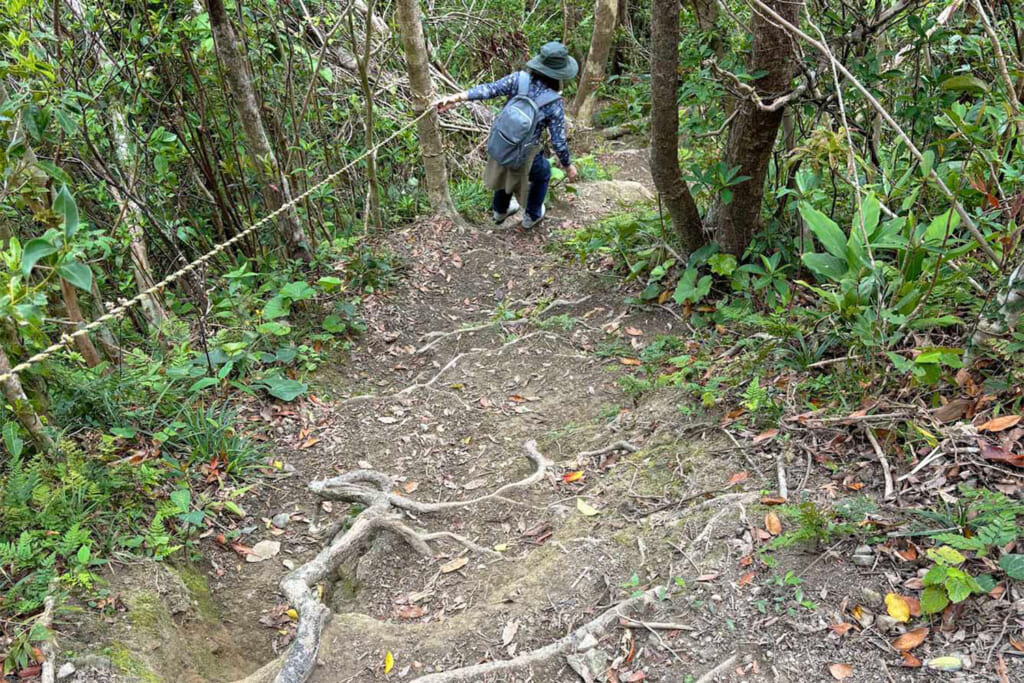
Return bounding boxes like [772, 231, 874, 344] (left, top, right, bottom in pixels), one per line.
[1, 0, 1022, 678]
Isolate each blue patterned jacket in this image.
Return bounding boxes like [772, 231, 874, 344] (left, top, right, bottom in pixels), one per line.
[467, 73, 571, 168]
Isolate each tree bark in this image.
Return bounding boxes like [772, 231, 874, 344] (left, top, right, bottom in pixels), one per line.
[348, 0, 382, 231]
[59, 278, 103, 369]
[206, 0, 312, 259]
[0, 334, 55, 453]
[713, 0, 802, 256]
[395, 0, 457, 218]
[571, 0, 620, 125]
[65, 0, 168, 329]
[649, 0, 706, 252]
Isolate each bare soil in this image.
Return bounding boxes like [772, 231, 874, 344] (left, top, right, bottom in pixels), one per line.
[57, 147, 1022, 683]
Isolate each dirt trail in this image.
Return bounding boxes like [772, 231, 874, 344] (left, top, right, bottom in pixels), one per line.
[60, 147, 1017, 683]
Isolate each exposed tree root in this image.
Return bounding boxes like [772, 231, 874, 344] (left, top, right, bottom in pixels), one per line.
[410, 587, 661, 682]
[695, 653, 739, 683]
[234, 441, 552, 683]
[416, 296, 591, 354]
[578, 439, 640, 460]
[39, 583, 57, 683]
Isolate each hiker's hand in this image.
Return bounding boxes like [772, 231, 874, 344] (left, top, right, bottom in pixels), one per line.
[566, 164, 579, 182]
[435, 94, 464, 112]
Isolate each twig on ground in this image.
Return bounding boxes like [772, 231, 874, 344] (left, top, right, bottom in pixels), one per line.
[865, 427, 895, 499]
[776, 450, 789, 501]
[722, 428, 765, 478]
[578, 439, 639, 462]
[695, 653, 739, 683]
[897, 439, 949, 482]
[410, 587, 661, 682]
[797, 446, 813, 494]
[618, 617, 695, 631]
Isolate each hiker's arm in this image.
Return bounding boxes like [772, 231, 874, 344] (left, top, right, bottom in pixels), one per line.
[436, 74, 517, 111]
[546, 101, 577, 180]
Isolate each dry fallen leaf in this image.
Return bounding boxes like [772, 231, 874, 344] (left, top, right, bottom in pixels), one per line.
[501, 620, 519, 646]
[624, 327, 643, 336]
[619, 357, 642, 366]
[439, 556, 468, 573]
[828, 663, 853, 680]
[761, 496, 787, 505]
[394, 605, 426, 619]
[1010, 638, 1024, 653]
[753, 428, 779, 444]
[403, 481, 419, 493]
[885, 593, 911, 623]
[562, 471, 584, 483]
[765, 512, 782, 536]
[738, 571, 755, 587]
[830, 622, 855, 636]
[893, 627, 929, 652]
[727, 471, 749, 485]
[901, 652, 922, 668]
[978, 415, 1022, 432]
[576, 498, 600, 516]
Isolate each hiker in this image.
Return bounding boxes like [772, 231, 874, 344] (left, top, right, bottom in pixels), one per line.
[435, 42, 580, 230]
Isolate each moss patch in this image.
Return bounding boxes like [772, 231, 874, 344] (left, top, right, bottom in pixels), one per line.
[174, 565, 219, 622]
[106, 642, 161, 683]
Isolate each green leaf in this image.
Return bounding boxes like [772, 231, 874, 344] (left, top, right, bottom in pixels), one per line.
[999, 554, 1024, 580]
[21, 238, 57, 275]
[974, 574, 996, 593]
[53, 184, 79, 238]
[801, 253, 847, 281]
[576, 498, 600, 516]
[257, 321, 292, 336]
[58, 261, 93, 291]
[170, 489, 191, 512]
[944, 570, 973, 603]
[257, 377, 307, 401]
[317, 276, 344, 292]
[920, 150, 935, 178]
[940, 74, 989, 95]
[927, 545, 966, 566]
[923, 564, 948, 587]
[2, 423, 24, 459]
[154, 155, 169, 175]
[920, 585, 949, 614]
[856, 193, 880, 238]
[708, 253, 737, 277]
[181, 510, 205, 526]
[798, 203, 847, 258]
[110, 427, 137, 439]
[189, 377, 219, 393]
[923, 209, 960, 243]
[76, 545, 91, 565]
[262, 295, 291, 320]
[280, 281, 316, 302]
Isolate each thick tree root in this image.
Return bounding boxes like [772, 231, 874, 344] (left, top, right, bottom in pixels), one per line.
[234, 440, 552, 683]
[410, 587, 661, 682]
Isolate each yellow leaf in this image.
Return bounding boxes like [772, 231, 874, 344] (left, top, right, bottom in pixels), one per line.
[576, 498, 600, 516]
[384, 650, 394, 674]
[885, 592, 911, 623]
[285, 608, 299, 620]
[494, 543, 508, 552]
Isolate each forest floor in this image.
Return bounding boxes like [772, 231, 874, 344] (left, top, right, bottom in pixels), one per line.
[56, 145, 1021, 683]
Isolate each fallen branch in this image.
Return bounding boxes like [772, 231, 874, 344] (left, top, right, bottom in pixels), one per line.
[578, 439, 640, 461]
[38, 582, 58, 683]
[410, 587, 661, 682]
[695, 653, 739, 683]
[234, 441, 553, 683]
[776, 450, 789, 501]
[618, 617, 695, 631]
[865, 427, 895, 499]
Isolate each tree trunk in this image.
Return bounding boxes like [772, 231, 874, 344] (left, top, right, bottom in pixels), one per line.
[349, 0, 382, 232]
[206, 0, 312, 259]
[713, 0, 801, 256]
[649, 0, 706, 252]
[59, 278, 103, 369]
[89, 278, 122, 364]
[395, 0, 457, 218]
[66, 0, 168, 330]
[571, 0, 620, 125]
[0, 336, 55, 453]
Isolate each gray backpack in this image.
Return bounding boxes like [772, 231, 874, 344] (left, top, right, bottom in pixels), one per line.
[486, 72, 561, 170]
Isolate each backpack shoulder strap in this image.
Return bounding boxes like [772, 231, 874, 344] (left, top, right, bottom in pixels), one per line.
[533, 87, 562, 109]
[516, 71, 530, 97]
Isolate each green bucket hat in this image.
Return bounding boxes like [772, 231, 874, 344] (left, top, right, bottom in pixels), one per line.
[526, 41, 579, 81]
